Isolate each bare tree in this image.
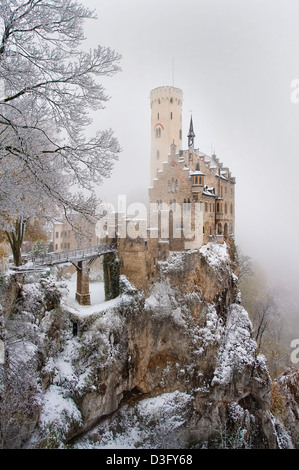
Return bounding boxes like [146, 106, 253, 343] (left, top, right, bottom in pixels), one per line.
[0, 0, 121, 264]
[235, 246, 253, 282]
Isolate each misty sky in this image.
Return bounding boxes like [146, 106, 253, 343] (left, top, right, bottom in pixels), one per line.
[81, 0, 299, 290]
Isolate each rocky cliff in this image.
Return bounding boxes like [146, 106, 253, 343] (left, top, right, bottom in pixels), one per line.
[0, 242, 296, 449]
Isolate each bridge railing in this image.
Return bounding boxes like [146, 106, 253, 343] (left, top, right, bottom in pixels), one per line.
[28, 242, 117, 267]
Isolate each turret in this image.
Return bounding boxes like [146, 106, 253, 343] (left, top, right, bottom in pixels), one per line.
[150, 86, 183, 184]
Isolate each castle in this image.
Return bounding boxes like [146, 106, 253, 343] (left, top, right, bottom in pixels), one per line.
[116, 86, 236, 290]
[53, 86, 236, 296]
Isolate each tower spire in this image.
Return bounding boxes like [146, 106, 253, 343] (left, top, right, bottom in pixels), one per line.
[187, 114, 195, 148]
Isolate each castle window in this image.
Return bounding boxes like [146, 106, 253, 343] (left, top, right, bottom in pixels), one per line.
[179, 130, 182, 140]
[217, 223, 222, 235]
[170, 112, 173, 120]
[229, 223, 233, 236]
[173, 199, 176, 210]
[171, 178, 175, 192]
[168, 181, 171, 192]
[225, 203, 227, 214]
[205, 202, 208, 212]
[221, 186, 223, 197]
[175, 179, 178, 192]
[217, 202, 220, 212]
[195, 176, 198, 184]
[157, 113, 159, 120]
[158, 99, 160, 104]
[230, 203, 233, 214]
[170, 97, 173, 103]
[55, 232, 59, 238]
[189, 153, 193, 162]
[156, 150, 160, 160]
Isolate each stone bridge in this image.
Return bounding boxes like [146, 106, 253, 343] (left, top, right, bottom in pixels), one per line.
[13, 243, 117, 306]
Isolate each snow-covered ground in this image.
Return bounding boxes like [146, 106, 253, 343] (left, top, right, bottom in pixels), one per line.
[60, 273, 120, 317]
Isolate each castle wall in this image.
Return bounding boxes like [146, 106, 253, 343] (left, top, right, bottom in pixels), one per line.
[150, 86, 183, 183]
[117, 236, 160, 291]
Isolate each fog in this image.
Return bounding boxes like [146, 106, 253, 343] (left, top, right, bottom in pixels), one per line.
[81, 0, 299, 296]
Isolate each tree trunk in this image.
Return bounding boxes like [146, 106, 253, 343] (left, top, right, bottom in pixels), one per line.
[5, 217, 26, 267]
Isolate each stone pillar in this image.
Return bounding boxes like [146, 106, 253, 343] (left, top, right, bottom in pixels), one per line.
[75, 261, 91, 306]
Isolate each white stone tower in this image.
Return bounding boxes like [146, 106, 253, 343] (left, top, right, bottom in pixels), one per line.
[150, 86, 183, 183]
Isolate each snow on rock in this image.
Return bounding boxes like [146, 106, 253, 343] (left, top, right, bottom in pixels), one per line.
[212, 303, 256, 386]
[145, 282, 187, 327]
[38, 385, 82, 443]
[73, 391, 192, 449]
[192, 305, 224, 356]
[199, 242, 229, 270]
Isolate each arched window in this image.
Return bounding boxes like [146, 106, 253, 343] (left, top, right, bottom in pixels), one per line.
[173, 199, 176, 210]
[155, 127, 161, 138]
[171, 178, 175, 192]
[175, 179, 178, 192]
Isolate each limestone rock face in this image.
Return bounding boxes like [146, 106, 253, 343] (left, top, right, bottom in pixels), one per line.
[1, 243, 294, 448]
[273, 367, 299, 448]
